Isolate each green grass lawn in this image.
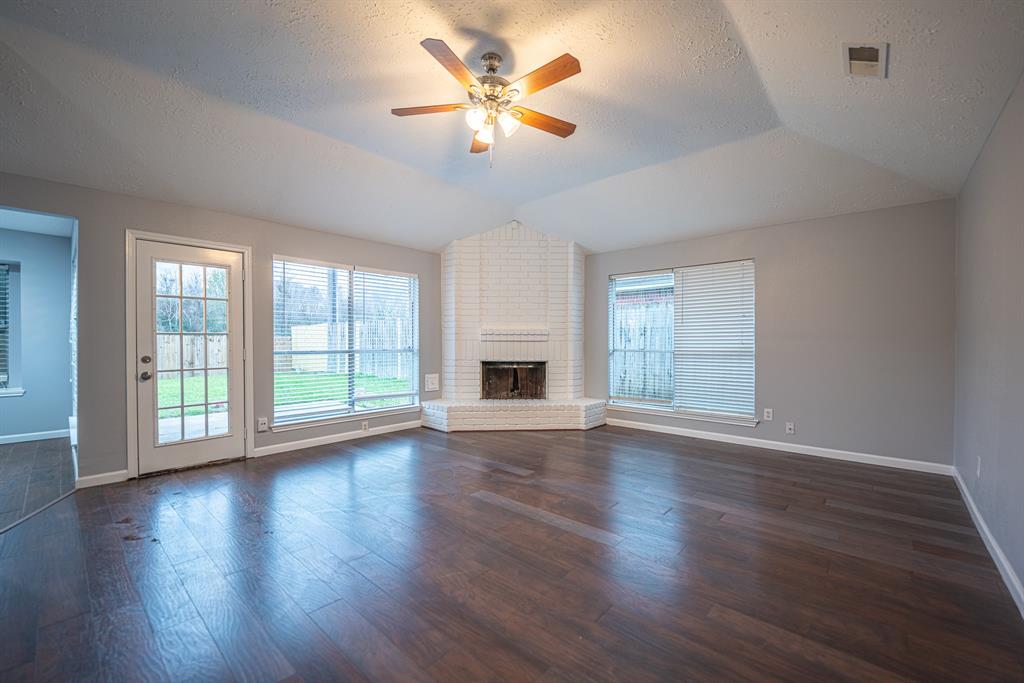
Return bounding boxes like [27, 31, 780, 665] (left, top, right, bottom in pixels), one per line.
[159, 371, 411, 415]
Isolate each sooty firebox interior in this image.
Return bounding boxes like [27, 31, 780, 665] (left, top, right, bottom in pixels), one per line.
[481, 361, 546, 400]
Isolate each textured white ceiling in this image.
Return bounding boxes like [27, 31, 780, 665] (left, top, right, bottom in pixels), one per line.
[0, 0, 1022, 252]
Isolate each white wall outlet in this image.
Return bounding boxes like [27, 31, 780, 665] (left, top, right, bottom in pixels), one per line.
[361, 421, 369, 432]
[763, 408, 773, 421]
[424, 373, 439, 392]
[256, 417, 269, 432]
[977, 455, 982, 478]
[785, 421, 795, 435]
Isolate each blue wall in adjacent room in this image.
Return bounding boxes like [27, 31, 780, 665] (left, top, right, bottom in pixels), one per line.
[0, 226, 73, 438]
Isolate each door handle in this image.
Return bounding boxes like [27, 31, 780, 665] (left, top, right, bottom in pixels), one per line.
[140, 371, 153, 381]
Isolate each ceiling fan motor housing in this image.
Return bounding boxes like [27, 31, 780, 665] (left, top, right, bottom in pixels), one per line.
[481, 51, 503, 74]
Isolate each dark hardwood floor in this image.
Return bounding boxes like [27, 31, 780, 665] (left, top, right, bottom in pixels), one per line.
[0, 426, 1021, 681]
[0, 437, 75, 530]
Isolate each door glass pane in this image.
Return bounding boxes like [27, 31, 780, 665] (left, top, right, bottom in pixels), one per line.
[182, 265, 204, 297]
[182, 335, 204, 369]
[207, 369, 228, 403]
[156, 262, 180, 295]
[182, 369, 205, 406]
[181, 298, 204, 333]
[208, 403, 229, 436]
[157, 334, 180, 370]
[206, 267, 227, 298]
[206, 300, 227, 333]
[156, 298, 180, 332]
[184, 412, 206, 440]
[157, 371, 181, 409]
[207, 335, 227, 368]
[152, 259, 233, 445]
[158, 408, 182, 444]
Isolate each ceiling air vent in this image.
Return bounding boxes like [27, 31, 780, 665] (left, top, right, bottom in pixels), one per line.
[842, 42, 888, 79]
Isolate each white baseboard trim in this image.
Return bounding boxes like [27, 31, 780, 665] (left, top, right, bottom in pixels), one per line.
[0, 428, 71, 445]
[953, 469, 1024, 620]
[605, 417, 955, 476]
[251, 420, 422, 458]
[75, 469, 129, 489]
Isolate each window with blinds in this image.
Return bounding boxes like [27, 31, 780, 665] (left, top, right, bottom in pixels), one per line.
[608, 259, 755, 422]
[272, 258, 419, 425]
[0, 264, 9, 388]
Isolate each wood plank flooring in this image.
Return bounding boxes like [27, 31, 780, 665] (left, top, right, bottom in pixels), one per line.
[0, 437, 75, 530]
[0, 426, 1021, 681]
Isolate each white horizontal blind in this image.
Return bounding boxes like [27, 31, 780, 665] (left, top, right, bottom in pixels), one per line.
[608, 272, 674, 405]
[273, 259, 418, 425]
[674, 259, 755, 418]
[0, 265, 8, 388]
[352, 269, 419, 412]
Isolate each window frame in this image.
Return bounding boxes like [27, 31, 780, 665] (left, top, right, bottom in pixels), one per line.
[271, 255, 420, 428]
[607, 259, 757, 427]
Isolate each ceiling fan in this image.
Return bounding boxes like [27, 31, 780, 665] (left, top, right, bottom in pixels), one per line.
[392, 39, 581, 155]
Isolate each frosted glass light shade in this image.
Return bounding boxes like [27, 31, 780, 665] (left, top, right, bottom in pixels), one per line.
[498, 111, 521, 137]
[465, 107, 487, 131]
[474, 123, 495, 145]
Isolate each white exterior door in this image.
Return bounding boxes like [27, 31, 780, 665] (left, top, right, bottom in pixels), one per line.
[135, 240, 245, 474]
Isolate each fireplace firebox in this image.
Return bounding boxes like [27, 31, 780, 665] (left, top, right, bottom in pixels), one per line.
[481, 361, 546, 400]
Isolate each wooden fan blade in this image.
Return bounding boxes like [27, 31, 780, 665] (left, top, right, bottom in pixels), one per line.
[511, 107, 577, 138]
[470, 135, 489, 153]
[391, 104, 465, 116]
[505, 54, 580, 99]
[420, 39, 480, 91]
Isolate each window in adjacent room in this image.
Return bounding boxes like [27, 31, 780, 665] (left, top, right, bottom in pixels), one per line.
[608, 259, 755, 424]
[0, 262, 17, 393]
[0, 264, 12, 390]
[272, 258, 419, 426]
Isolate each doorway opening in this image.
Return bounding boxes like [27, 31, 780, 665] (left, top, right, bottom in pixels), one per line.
[0, 205, 78, 532]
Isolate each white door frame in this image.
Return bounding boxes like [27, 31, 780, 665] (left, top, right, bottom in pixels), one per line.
[125, 229, 255, 479]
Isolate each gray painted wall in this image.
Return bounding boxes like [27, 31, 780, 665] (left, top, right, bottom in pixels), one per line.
[0, 227, 72, 437]
[955, 73, 1024, 591]
[0, 172, 441, 476]
[585, 200, 956, 465]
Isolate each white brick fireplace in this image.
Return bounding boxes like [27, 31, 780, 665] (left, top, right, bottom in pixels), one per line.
[422, 221, 606, 431]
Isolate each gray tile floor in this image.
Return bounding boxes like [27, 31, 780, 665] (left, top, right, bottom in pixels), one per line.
[0, 437, 75, 530]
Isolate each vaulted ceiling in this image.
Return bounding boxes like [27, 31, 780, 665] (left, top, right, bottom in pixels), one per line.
[1, 1, 1023, 252]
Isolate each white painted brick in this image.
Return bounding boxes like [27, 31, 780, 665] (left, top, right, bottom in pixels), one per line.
[437, 221, 596, 425]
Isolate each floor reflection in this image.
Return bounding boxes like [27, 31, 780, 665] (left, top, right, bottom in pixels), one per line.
[0, 436, 75, 529]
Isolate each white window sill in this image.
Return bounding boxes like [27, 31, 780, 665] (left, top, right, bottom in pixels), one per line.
[0, 387, 25, 398]
[271, 404, 421, 432]
[608, 401, 759, 427]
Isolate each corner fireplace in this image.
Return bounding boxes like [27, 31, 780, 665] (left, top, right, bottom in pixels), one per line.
[481, 361, 546, 400]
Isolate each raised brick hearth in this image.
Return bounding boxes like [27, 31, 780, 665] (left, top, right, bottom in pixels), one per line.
[422, 221, 606, 432]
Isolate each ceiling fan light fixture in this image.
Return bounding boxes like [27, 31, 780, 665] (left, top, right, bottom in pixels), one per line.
[465, 106, 487, 131]
[474, 123, 495, 145]
[392, 40, 581, 157]
[498, 111, 521, 138]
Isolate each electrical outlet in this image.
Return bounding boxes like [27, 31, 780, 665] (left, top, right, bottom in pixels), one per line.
[977, 455, 982, 478]
[763, 408, 773, 421]
[785, 421, 795, 435]
[361, 421, 369, 432]
[256, 417, 269, 432]
[424, 373, 439, 392]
